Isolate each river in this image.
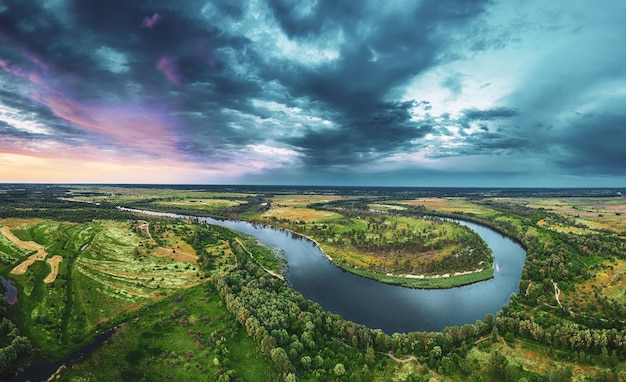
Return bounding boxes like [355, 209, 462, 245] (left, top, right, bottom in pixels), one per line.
[120, 208, 526, 333]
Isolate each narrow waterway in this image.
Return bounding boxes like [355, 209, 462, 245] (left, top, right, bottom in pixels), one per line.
[0, 275, 17, 305]
[8, 327, 118, 382]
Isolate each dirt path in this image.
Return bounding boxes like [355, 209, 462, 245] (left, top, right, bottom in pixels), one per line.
[137, 220, 154, 242]
[1, 226, 44, 253]
[1, 226, 50, 275]
[393, 267, 485, 280]
[552, 279, 562, 308]
[381, 352, 417, 363]
[44, 255, 63, 283]
[235, 238, 285, 281]
[526, 280, 532, 295]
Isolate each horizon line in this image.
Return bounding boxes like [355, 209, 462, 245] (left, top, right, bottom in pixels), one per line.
[0, 182, 624, 190]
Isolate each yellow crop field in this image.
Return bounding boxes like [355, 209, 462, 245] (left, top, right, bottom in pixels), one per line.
[396, 197, 497, 217]
[497, 197, 626, 233]
[262, 205, 341, 222]
[270, 194, 343, 207]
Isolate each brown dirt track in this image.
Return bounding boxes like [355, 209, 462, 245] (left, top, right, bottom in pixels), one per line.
[1, 226, 50, 275]
[44, 255, 63, 283]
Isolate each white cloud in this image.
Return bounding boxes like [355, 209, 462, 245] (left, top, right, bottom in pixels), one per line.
[94, 46, 129, 73]
[0, 103, 50, 135]
[247, 142, 302, 167]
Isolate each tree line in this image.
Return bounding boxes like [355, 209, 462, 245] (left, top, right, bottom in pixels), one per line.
[0, 289, 31, 372]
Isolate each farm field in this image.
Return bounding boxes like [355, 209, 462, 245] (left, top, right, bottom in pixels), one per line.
[494, 197, 626, 234]
[262, 205, 341, 223]
[152, 198, 247, 212]
[395, 197, 500, 218]
[64, 186, 253, 206]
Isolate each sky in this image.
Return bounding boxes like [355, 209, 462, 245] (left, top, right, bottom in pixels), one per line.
[0, 0, 625, 187]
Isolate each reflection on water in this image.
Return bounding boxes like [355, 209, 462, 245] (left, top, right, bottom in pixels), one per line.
[1, 275, 17, 305]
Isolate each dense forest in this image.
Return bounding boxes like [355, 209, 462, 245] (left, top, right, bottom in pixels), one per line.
[0, 284, 31, 370]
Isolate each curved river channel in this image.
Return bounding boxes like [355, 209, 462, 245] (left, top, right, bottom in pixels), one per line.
[124, 208, 526, 334]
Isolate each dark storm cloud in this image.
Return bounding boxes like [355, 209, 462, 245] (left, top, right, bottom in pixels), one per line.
[268, 0, 491, 113]
[555, 113, 626, 175]
[0, 88, 82, 139]
[1, 1, 249, 92]
[454, 107, 519, 130]
[0, 1, 258, 150]
[462, 107, 519, 121]
[289, 101, 433, 166]
[0, 120, 30, 139]
[263, 0, 491, 165]
[0, 0, 492, 168]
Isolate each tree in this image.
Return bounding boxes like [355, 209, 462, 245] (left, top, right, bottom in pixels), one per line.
[270, 347, 293, 374]
[334, 363, 346, 377]
[483, 314, 495, 330]
[300, 355, 311, 369]
[430, 345, 442, 360]
[489, 351, 509, 380]
[491, 326, 499, 343]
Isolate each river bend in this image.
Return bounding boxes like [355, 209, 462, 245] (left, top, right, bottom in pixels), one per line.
[119, 208, 526, 333]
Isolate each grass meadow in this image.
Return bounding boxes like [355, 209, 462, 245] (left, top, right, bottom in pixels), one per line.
[60, 284, 275, 381]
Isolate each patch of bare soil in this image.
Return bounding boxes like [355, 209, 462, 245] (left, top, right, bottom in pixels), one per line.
[155, 247, 198, 262]
[1, 226, 44, 252]
[136, 220, 154, 242]
[44, 255, 63, 283]
[10, 258, 38, 275]
[2, 226, 49, 275]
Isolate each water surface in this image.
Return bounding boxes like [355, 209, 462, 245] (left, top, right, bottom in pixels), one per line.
[0, 275, 18, 305]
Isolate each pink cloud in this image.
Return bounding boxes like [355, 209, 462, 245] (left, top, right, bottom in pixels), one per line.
[28, 72, 43, 85]
[0, 58, 27, 78]
[22, 50, 49, 72]
[41, 94, 180, 157]
[0, 35, 185, 168]
[0, 51, 50, 87]
[141, 13, 162, 28]
[156, 55, 181, 84]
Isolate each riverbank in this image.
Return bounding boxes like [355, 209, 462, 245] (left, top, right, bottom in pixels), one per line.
[344, 264, 494, 289]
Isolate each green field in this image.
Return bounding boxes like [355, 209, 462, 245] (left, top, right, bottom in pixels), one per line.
[60, 284, 276, 381]
[1, 218, 203, 357]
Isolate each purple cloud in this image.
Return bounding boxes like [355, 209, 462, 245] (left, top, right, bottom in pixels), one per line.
[156, 55, 181, 84]
[141, 13, 162, 29]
